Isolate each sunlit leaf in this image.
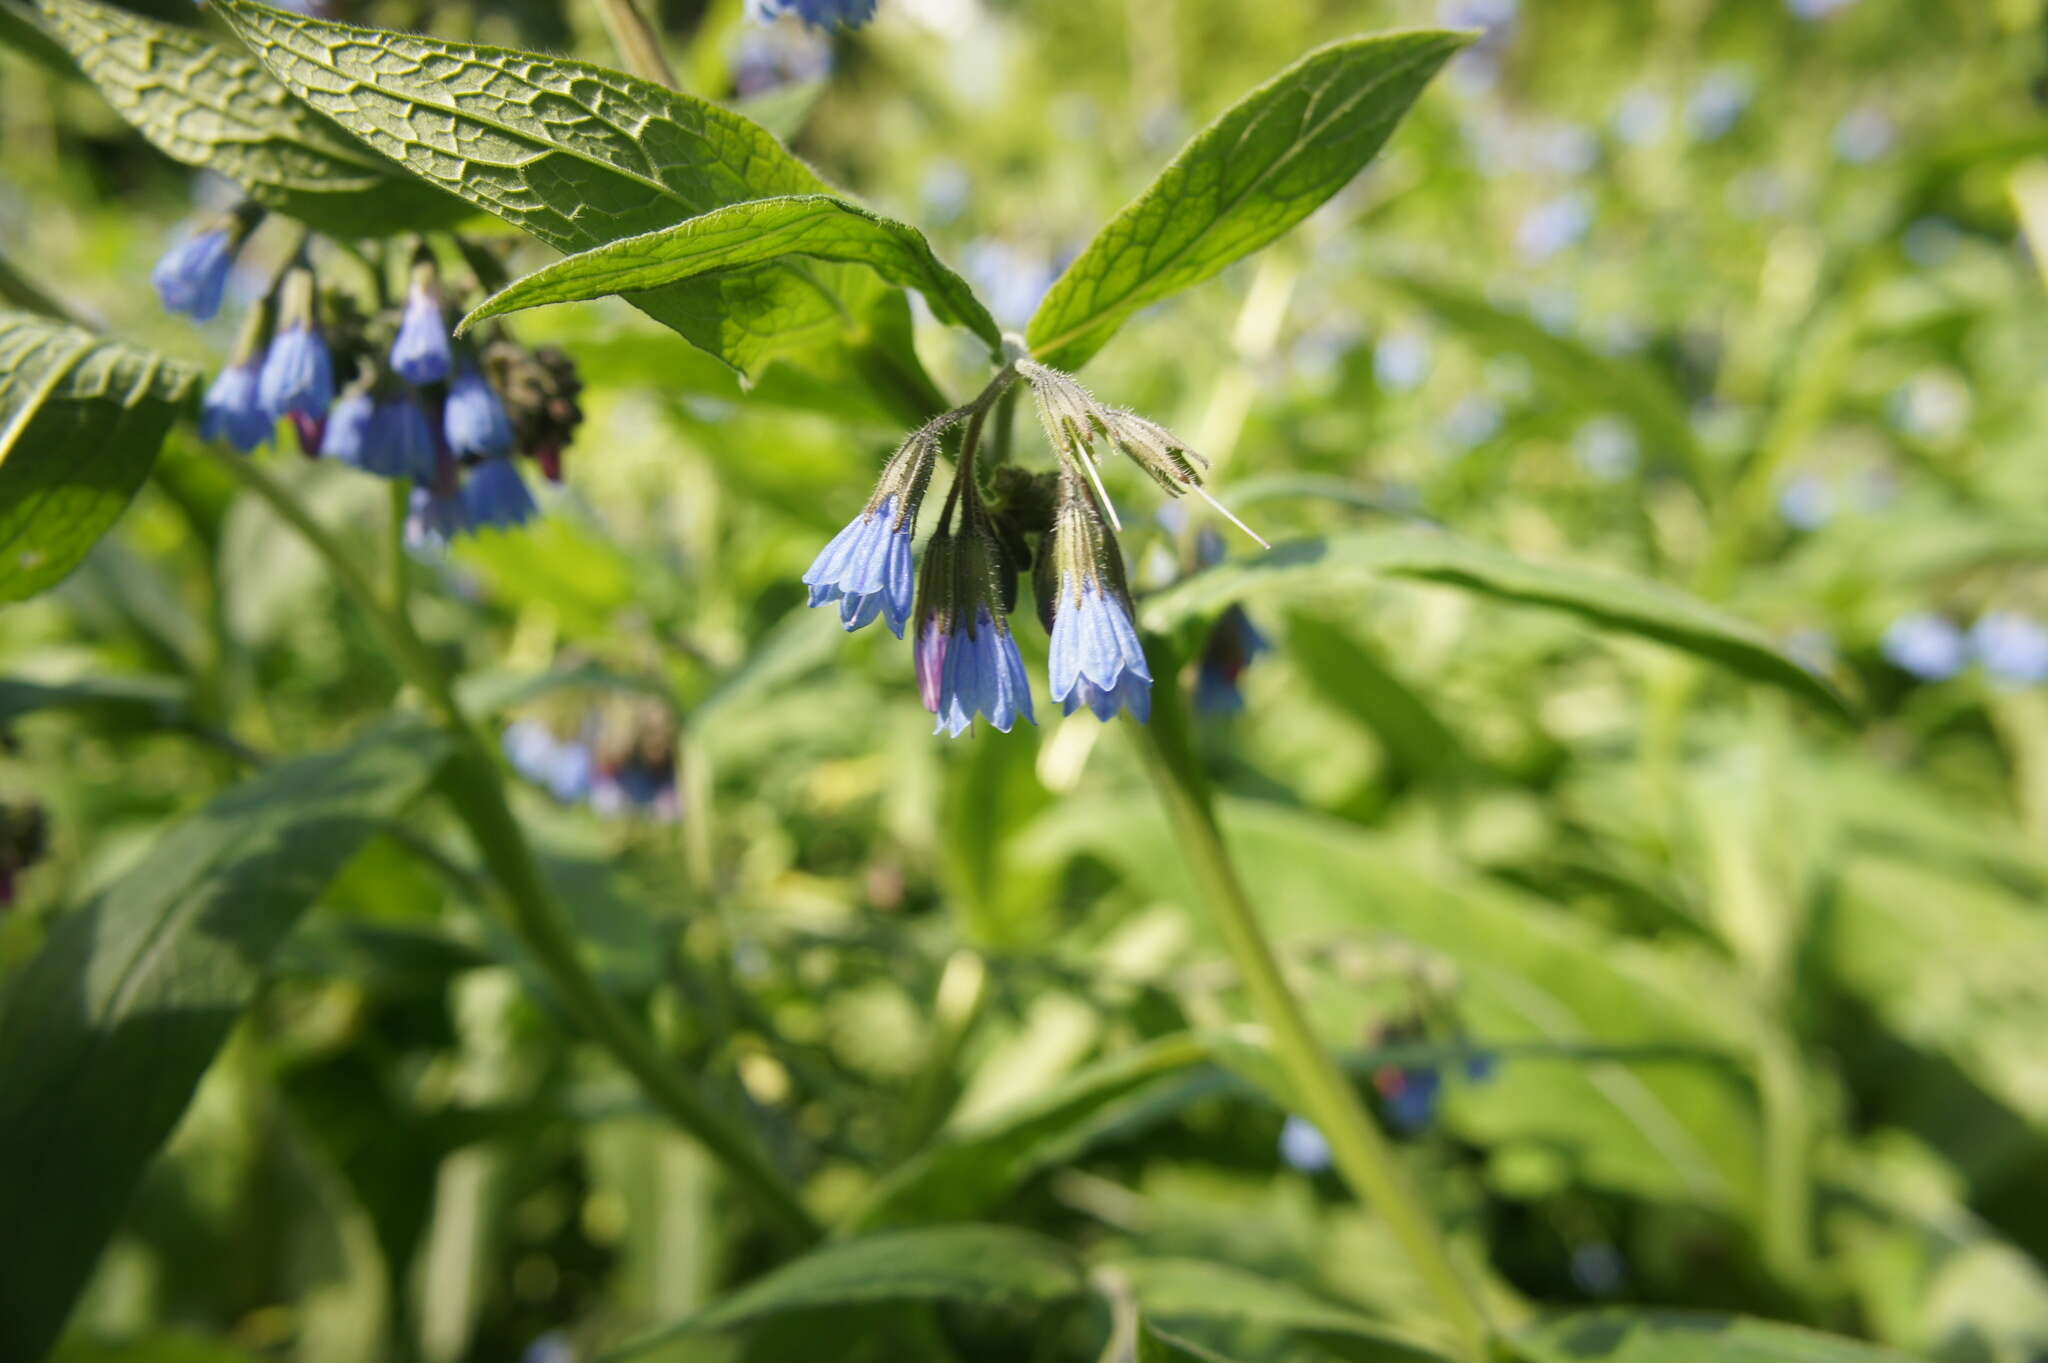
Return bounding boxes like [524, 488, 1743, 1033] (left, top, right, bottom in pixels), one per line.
[1511, 1310, 1920, 1363]
[1026, 30, 1469, 370]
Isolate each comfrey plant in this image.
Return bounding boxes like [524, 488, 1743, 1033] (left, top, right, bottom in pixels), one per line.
[160, 218, 584, 545]
[802, 355, 1265, 735]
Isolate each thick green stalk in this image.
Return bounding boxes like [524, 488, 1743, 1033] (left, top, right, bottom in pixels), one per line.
[210, 449, 821, 1243]
[1127, 665, 1492, 1362]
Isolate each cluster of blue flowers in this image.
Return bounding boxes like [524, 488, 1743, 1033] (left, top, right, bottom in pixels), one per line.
[1883, 610, 2048, 686]
[156, 211, 582, 546]
[803, 362, 1266, 737]
[503, 713, 681, 820]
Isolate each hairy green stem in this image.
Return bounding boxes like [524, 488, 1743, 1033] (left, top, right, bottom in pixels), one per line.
[1127, 663, 1492, 1361]
[594, 0, 680, 88]
[209, 448, 821, 1242]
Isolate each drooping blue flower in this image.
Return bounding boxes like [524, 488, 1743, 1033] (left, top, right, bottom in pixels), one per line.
[389, 280, 451, 385]
[259, 323, 334, 420]
[1194, 605, 1271, 715]
[323, 388, 438, 480]
[1687, 67, 1754, 142]
[445, 357, 515, 458]
[749, 0, 878, 31]
[152, 226, 235, 321]
[1834, 106, 1896, 164]
[1882, 611, 1966, 681]
[1376, 1064, 1443, 1134]
[463, 457, 538, 530]
[1515, 192, 1593, 261]
[199, 361, 273, 453]
[1777, 472, 1833, 531]
[406, 482, 471, 549]
[1045, 481, 1151, 723]
[806, 495, 916, 636]
[1373, 329, 1432, 391]
[1278, 1115, 1333, 1174]
[918, 606, 1035, 737]
[1973, 611, 2048, 686]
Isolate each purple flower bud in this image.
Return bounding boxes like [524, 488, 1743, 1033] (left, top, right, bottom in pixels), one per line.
[463, 457, 538, 530]
[199, 361, 272, 453]
[389, 281, 452, 385]
[152, 227, 235, 321]
[446, 357, 514, 458]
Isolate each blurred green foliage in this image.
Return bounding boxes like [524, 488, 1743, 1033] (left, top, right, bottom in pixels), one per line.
[4, 0, 2048, 1361]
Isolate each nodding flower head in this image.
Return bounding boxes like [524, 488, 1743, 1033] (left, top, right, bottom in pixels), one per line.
[463, 456, 538, 530]
[322, 375, 437, 481]
[913, 523, 1035, 737]
[200, 297, 277, 454]
[389, 251, 451, 385]
[750, 0, 878, 29]
[1194, 605, 1270, 715]
[446, 353, 515, 458]
[804, 421, 944, 637]
[258, 266, 334, 420]
[1043, 477, 1151, 722]
[406, 481, 471, 550]
[153, 207, 257, 321]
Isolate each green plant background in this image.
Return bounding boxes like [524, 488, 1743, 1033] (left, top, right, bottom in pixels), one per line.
[2, 0, 2046, 1361]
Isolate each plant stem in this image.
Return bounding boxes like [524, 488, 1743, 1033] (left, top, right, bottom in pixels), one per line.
[1126, 664, 1492, 1362]
[594, 0, 680, 88]
[210, 448, 821, 1243]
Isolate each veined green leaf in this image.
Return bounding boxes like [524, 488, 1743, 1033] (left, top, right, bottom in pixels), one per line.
[603, 1225, 1086, 1360]
[0, 718, 453, 1363]
[1380, 274, 1710, 489]
[460, 195, 1002, 352]
[1511, 1311, 1920, 1363]
[213, 0, 931, 394]
[1140, 528, 1854, 720]
[1116, 1259, 1451, 1362]
[0, 310, 199, 604]
[35, 0, 467, 237]
[1025, 30, 1469, 371]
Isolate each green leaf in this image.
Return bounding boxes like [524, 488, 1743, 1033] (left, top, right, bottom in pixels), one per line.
[459, 194, 1002, 352]
[0, 673, 189, 727]
[1139, 528, 1854, 720]
[0, 0, 78, 82]
[0, 717, 453, 1363]
[1378, 274, 1710, 489]
[1025, 30, 1469, 370]
[1117, 1259, 1451, 1362]
[0, 310, 199, 604]
[852, 1032, 1219, 1230]
[1286, 613, 1476, 788]
[212, 0, 932, 395]
[604, 1225, 1086, 1359]
[1511, 1311, 1921, 1363]
[34, 0, 466, 237]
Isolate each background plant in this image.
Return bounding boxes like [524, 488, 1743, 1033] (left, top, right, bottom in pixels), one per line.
[2, 1, 2046, 1362]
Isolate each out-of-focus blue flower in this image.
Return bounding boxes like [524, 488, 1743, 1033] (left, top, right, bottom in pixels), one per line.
[1049, 579, 1151, 723]
[521, 1332, 575, 1363]
[1437, 0, 1516, 25]
[504, 722, 597, 804]
[748, 0, 878, 31]
[1376, 1064, 1443, 1134]
[1888, 370, 1971, 442]
[1534, 122, 1600, 176]
[259, 324, 334, 421]
[1883, 612, 1966, 681]
[1611, 87, 1670, 146]
[1445, 395, 1503, 450]
[1573, 416, 1639, 481]
[1687, 67, 1754, 141]
[390, 283, 451, 385]
[1194, 605, 1270, 715]
[918, 607, 1034, 737]
[1278, 1115, 1333, 1174]
[1516, 193, 1593, 261]
[152, 225, 236, 321]
[806, 495, 917, 637]
[1374, 329, 1433, 392]
[963, 239, 1061, 328]
[1785, 627, 1837, 676]
[1902, 217, 1963, 269]
[406, 481, 469, 549]
[1571, 1244, 1627, 1297]
[324, 389, 438, 480]
[1834, 106, 1896, 164]
[463, 457, 538, 530]
[1777, 472, 1833, 532]
[445, 357, 515, 458]
[1788, 0, 1858, 17]
[1973, 612, 2048, 686]
[200, 361, 272, 453]
[734, 23, 833, 96]
[921, 161, 972, 224]
[1465, 1051, 1499, 1083]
